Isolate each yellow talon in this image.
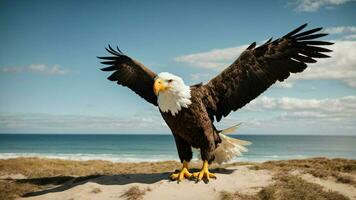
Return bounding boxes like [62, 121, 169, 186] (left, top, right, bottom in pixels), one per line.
[170, 161, 192, 182]
[193, 160, 216, 181]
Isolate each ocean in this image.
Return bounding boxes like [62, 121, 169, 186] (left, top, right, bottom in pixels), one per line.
[0, 134, 355, 162]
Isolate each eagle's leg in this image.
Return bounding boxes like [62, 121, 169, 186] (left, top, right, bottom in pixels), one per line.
[170, 134, 193, 182]
[193, 160, 216, 181]
[170, 160, 192, 181]
[194, 141, 216, 181]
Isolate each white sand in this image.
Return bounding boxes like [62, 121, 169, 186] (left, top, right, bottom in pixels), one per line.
[19, 166, 273, 200]
[19, 166, 356, 200]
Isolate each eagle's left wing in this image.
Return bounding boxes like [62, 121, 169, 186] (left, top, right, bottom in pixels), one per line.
[98, 46, 158, 106]
[203, 24, 333, 122]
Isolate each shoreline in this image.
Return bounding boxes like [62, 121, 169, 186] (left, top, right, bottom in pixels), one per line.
[1, 157, 356, 200]
[1, 153, 355, 163]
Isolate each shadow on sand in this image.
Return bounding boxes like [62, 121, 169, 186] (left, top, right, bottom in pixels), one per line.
[17, 168, 236, 197]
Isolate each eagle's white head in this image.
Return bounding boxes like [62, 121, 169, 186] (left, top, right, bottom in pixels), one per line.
[153, 72, 191, 116]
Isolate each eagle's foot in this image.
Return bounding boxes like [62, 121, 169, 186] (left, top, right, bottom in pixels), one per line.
[193, 160, 216, 182]
[170, 161, 192, 182]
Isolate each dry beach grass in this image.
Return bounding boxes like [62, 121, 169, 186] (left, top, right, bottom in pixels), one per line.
[219, 173, 350, 200]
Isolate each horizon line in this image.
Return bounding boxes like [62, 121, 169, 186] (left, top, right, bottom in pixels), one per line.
[0, 133, 355, 136]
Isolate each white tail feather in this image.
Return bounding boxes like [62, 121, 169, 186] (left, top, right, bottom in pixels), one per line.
[213, 125, 251, 164]
[219, 123, 242, 135]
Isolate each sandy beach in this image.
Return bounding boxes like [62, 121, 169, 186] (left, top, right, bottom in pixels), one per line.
[1, 157, 355, 200]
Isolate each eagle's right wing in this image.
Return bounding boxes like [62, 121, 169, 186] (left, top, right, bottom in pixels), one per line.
[204, 24, 333, 122]
[98, 46, 158, 106]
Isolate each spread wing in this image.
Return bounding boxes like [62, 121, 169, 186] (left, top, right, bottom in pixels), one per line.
[98, 46, 158, 106]
[204, 24, 333, 122]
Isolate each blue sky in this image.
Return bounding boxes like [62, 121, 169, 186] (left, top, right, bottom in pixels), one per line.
[0, 0, 355, 134]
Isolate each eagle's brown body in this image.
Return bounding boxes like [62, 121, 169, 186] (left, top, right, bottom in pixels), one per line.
[98, 24, 333, 181]
[160, 85, 221, 163]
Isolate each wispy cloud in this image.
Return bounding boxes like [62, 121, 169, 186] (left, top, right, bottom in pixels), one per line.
[324, 26, 356, 34]
[245, 95, 356, 120]
[0, 113, 168, 134]
[246, 96, 356, 117]
[0, 64, 69, 75]
[323, 26, 356, 40]
[343, 34, 356, 40]
[292, 0, 356, 12]
[216, 96, 356, 135]
[189, 72, 213, 82]
[216, 95, 356, 135]
[174, 45, 248, 70]
[274, 82, 295, 88]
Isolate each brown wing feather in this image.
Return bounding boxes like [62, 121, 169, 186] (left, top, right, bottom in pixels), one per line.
[98, 45, 158, 106]
[204, 24, 333, 122]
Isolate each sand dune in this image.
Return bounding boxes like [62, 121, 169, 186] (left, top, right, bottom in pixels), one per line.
[20, 165, 273, 200]
[0, 158, 355, 200]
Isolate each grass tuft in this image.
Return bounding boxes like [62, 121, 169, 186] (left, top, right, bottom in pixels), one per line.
[0, 180, 39, 200]
[91, 187, 102, 194]
[251, 157, 356, 188]
[220, 191, 259, 200]
[120, 186, 147, 200]
[219, 173, 350, 200]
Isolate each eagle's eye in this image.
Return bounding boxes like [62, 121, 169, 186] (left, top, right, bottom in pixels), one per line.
[167, 79, 173, 83]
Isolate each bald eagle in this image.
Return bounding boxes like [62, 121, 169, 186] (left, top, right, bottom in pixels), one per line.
[98, 24, 332, 182]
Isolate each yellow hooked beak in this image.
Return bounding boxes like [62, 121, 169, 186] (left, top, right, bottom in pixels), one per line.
[153, 78, 169, 96]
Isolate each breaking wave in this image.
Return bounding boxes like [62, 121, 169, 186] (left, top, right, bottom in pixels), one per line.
[0, 153, 178, 162]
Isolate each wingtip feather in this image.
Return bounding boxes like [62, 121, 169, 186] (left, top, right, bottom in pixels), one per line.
[284, 23, 308, 38]
[247, 42, 256, 50]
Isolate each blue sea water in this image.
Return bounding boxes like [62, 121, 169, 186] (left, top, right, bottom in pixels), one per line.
[0, 134, 355, 162]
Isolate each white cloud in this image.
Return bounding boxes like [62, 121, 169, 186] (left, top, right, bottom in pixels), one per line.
[345, 79, 356, 87]
[245, 96, 356, 120]
[0, 64, 69, 75]
[189, 72, 212, 82]
[324, 26, 356, 34]
[293, 0, 356, 12]
[214, 95, 356, 135]
[343, 34, 356, 40]
[323, 26, 356, 40]
[274, 82, 294, 88]
[174, 45, 248, 69]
